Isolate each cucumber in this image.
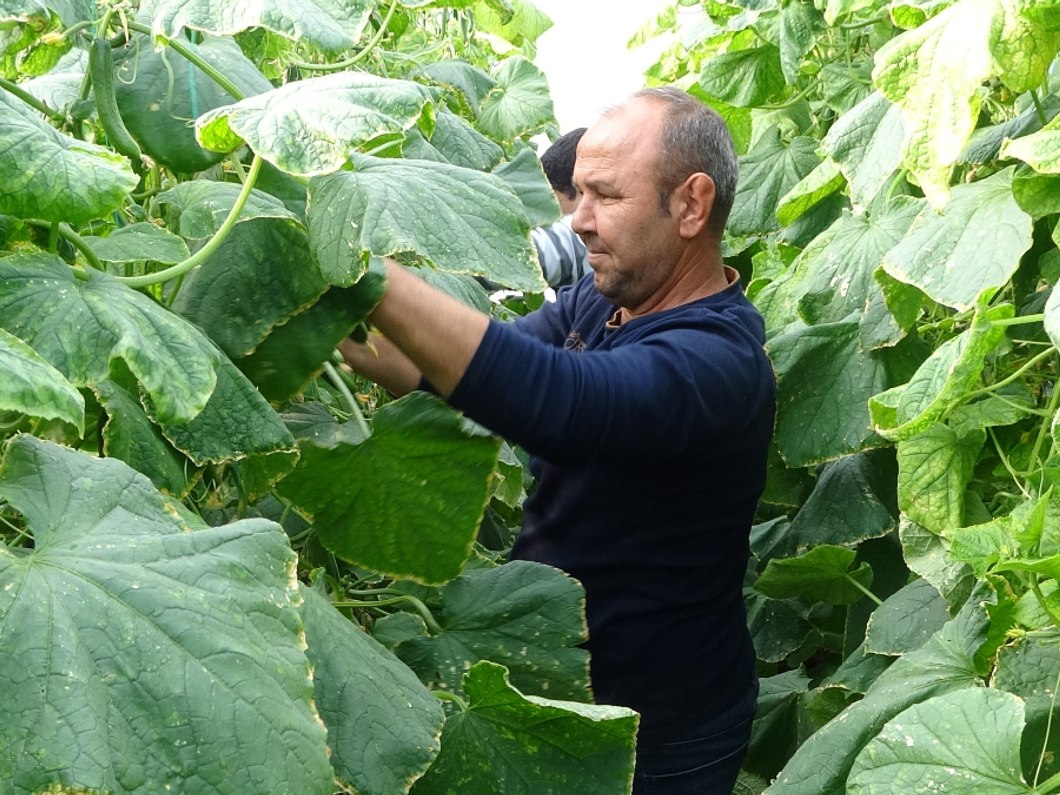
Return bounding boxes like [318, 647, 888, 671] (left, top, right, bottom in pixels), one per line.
[89, 37, 143, 163]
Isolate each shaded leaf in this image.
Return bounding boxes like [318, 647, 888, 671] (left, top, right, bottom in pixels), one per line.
[0, 326, 83, 433]
[755, 544, 875, 605]
[768, 316, 890, 467]
[300, 586, 444, 795]
[376, 560, 591, 701]
[765, 594, 989, 795]
[410, 661, 637, 795]
[114, 35, 274, 174]
[277, 392, 500, 584]
[865, 578, 950, 655]
[83, 222, 190, 265]
[155, 181, 300, 238]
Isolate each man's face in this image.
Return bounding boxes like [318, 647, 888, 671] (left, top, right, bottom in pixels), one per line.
[571, 99, 683, 311]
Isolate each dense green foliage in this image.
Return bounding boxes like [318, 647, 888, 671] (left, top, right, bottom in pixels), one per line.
[0, 2, 638, 793]
[7, 0, 1060, 792]
[634, 0, 1060, 791]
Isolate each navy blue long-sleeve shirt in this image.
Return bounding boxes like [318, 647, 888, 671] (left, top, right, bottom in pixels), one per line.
[447, 273, 775, 745]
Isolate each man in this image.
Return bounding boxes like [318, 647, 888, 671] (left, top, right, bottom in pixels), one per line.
[532, 127, 591, 289]
[341, 87, 775, 794]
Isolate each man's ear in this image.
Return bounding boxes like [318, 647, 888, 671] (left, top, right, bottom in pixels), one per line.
[677, 173, 716, 239]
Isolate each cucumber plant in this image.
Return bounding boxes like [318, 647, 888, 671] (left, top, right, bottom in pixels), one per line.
[0, 2, 640, 793]
[634, 0, 1060, 792]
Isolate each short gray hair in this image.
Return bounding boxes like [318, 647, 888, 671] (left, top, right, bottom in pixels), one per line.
[632, 87, 738, 237]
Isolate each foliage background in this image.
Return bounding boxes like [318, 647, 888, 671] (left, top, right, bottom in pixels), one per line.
[4, 0, 1060, 793]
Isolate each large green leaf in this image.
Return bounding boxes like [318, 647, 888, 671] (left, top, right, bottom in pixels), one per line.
[745, 587, 816, 663]
[413, 60, 497, 116]
[237, 278, 386, 402]
[728, 130, 821, 237]
[869, 300, 1012, 441]
[1002, 116, 1060, 174]
[0, 326, 83, 433]
[745, 669, 812, 780]
[755, 544, 875, 605]
[476, 56, 555, 141]
[146, 348, 295, 472]
[848, 688, 1029, 794]
[410, 661, 638, 795]
[83, 222, 191, 265]
[172, 219, 328, 359]
[307, 155, 544, 291]
[864, 578, 950, 655]
[765, 594, 989, 795]
[789, 450, 898, 551]
[155, 180, 301, 238]
[0, 91, 138, 224]
[872, 0, 1059, 205]
[698, 44, 787, 107]
[277, 392, 500, 584]
[0, 435, 333, 794]
[96, 372, 190, 496]
[404, 109, 505, 170]
[0, 252, 218, 425]
[114, 35, 274, 174]
[144, 0, 373, 53]
[897, 422, 985, 533]
[300, 586, 444, 795]
[767, 316, 890, 467]
[880, 169, 1032, 311]
[196, 73, 436, 176]
[899, 517, 975, 608]
[493, 146, 562, 228]
[374, 561, 591, 701]
[823, 91, 905, 209]
[770, 197, 922, 330]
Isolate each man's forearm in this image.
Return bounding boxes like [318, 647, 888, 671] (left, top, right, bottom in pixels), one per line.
[367, 260, 490, 398]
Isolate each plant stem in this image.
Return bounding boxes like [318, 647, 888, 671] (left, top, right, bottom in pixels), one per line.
[1031, 577, 1060, 633]
[847, 575, 884, 606]
[118, 153, 263, 288]
[989, 427, 1031, 498]
[333, 594, 443, 634]
[26, 220, 104, 275]
[1034, 665, 1060, 788]
[433, 690, 469, 711]
[1037, 769, 1060, 795]
[990, 314, 1045, 328]
[961, 347, 1056, 404]
[323, 361, 371, 437]
[1031, 89, 1049, 127]
[1028, 373, 1060, 481]
[0, 78, 67, 122]
[287, 0, 400, 72]
[123, 20, 246, 101]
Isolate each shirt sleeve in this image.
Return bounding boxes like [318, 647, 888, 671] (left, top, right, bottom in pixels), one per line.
[531, 221, 590, 289]
[448, 314, 773, 466]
